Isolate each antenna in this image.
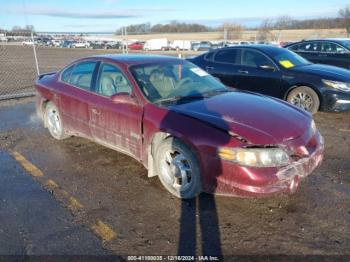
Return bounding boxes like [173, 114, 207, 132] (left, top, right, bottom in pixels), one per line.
[22, 0, 39, 76]
[31, 31, 40, 75]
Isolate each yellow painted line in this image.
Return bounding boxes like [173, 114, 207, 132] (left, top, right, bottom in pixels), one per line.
[46, 179, 59, 189]
[10, 150, 44, 177]
[339, 129, 350, 133]
[60, 190, 83, 211]
[11, 150, 114, 244]
[91, 220, 116, 242]
[69, 196, 84, 211]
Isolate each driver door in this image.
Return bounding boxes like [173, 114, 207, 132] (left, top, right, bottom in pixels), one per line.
[235, 49, 283, 98]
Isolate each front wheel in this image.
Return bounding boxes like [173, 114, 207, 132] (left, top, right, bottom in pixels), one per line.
[45, 102, 69, 140]
[155, 138, 202, 199]
[287, 86, 320, 114]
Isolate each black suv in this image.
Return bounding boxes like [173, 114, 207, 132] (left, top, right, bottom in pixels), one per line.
[284, 39, 350, 70]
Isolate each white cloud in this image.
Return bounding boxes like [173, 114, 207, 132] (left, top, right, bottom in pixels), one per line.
[4, 5, 177, 19]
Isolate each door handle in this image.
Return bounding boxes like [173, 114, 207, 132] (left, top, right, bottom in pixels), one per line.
[319, 53, 328, 57]
[238, 70, 249, 74]
[91, 108, 101, 115]
[206, 66, 214, 71]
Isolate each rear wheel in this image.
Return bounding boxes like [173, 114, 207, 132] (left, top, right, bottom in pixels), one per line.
[287, 86, 320, 114]
[45, 102, 69, 140]
[155, 138, 202, 199]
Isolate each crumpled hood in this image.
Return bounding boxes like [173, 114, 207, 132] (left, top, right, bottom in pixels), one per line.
[294, 64, 350, 82]
[169, 91, 311, 145]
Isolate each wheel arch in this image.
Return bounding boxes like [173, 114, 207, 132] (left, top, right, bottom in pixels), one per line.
[39, 99, 50, 128]
[146, 131, 201, 178]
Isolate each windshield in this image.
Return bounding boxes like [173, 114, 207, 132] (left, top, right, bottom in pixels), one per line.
[269, 48, 311, 69]
[130, 61, 228, 104]
[340, 40, 350, 50]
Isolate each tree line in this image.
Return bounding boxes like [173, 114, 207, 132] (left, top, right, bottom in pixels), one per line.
[116, 6, 350, 37]
[115, 21, 211, 34]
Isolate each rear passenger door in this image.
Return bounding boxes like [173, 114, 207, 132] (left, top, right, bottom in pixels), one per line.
[88, 63, 143, 159]
[58, 60, 99, 138]
[318, 42, 350, 69]
[291, 41, 320, 63]
[205, 48, 240, 88]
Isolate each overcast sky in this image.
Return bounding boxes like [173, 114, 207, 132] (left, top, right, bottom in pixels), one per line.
[0, 0, 349, 32]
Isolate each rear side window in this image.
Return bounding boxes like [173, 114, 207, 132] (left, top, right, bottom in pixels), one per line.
[69, 61, 97, 90]
[214, 49, 238, 64]
[298, 42, 320, 52]
[287, 44, 299, 51]
[204, 51, 215, 61]
[97, 64, 132, 96]
[61, 64, 75, 82]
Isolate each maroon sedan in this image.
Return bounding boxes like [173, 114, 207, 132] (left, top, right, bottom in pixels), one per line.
[35, 55, 324, 199]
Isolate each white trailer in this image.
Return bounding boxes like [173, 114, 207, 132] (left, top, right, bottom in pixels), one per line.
[143, 38, 169, 51]
[170, 40, 192, 50]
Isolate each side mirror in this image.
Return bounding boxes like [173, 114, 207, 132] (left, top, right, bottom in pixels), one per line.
[259, 65, 276, 71]
[110, 93, 137, 105]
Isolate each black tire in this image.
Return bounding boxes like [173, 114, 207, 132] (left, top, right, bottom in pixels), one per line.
[287, 86, 320, 114]
[44, 102, 69, 140]
[155, 138, 202, 199]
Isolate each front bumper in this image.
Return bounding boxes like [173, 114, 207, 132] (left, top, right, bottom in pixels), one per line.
[208, 133, 324, 198]
[321, 90, 350, 112]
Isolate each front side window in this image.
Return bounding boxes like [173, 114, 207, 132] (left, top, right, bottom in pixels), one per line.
[241, 50, 274, 68]
[214, 49, 238, 64]
[96, 64, 132, 97]
[130, 61, 228, 103]
[69, 61, 97, 90]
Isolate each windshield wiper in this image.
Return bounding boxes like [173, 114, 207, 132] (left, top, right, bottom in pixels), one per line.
[202, 88, 231, 97]
[156, 89, 230, 104]
[156, 95, 205, 104]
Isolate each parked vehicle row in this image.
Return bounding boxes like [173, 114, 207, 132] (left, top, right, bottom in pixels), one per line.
[35, 54, 324, 199]
[21, 36, 287, 52]
[188, 45, 350, 114]
[284, 38, 350, 70]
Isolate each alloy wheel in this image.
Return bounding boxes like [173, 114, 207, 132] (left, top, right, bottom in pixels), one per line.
[160, 150, 193, 192]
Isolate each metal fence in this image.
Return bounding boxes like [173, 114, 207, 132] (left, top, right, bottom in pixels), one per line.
[0, 35, 38, 100]
[1, 29, 347, 101]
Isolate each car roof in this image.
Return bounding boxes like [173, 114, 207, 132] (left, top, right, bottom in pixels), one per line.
[291, 38, 349, 43]
[217, 44, 280, 52]
[89, 54, 181, 65]
[323, 38, 350, 41]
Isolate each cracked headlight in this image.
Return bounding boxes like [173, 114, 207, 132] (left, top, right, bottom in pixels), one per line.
[218, 147, 290, 167]
[311, 119, 317, 135]
[322, 79, 350, 92]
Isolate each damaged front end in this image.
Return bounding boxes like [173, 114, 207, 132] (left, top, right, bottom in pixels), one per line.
[213, 122, 325, 197]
